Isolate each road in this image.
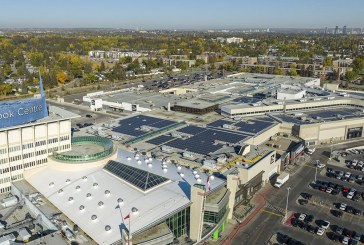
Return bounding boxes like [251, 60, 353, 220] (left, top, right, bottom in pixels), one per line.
[47, 100, 122, 127]
[230, 140, 364, 245]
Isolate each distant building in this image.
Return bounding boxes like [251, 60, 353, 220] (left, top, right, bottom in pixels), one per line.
[216, 37, 243, 44]
[343, 25, 347, 35]
[334, 26, 339, 35]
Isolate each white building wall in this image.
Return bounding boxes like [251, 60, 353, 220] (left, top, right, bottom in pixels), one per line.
[0, 119, 72, 193]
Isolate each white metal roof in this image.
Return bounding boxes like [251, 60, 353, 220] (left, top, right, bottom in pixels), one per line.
[24, 149, 225, 245]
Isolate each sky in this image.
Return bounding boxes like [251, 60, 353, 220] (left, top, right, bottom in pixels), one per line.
[0, 0, 363, 29]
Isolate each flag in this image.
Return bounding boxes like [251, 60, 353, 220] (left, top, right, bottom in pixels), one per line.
[124, 213, 130, 220]
[207, 176, 211, 192]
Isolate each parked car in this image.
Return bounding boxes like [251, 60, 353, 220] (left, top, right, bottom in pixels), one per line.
[339, 203, 347, 211]
[332, 210, 343, 218]
[316, 227, 325, 236]
[320, 220, 330, 229]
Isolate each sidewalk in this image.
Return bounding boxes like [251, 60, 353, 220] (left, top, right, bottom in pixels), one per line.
[219, 185, 272, 245]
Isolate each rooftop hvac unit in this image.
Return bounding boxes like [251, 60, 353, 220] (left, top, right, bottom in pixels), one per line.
[222, 124, 234, 129]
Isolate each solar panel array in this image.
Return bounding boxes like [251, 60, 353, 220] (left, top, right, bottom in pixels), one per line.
[274, 108, 363, 125]
[235, 120, 275, 134]
[207, 119, 233, 128]
[232, 97, 261, 104]
[112, 115, 176, 137]
[163, 126, 248, 155]
[207, 118, 276, 135]
[146, 135, 174, 145]
[104, 160, 169, 192]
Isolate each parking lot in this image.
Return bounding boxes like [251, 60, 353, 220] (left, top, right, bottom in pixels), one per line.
[230, 141, 364, 245]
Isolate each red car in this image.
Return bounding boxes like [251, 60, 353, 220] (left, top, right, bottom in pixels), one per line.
[342, 187, 350, 193]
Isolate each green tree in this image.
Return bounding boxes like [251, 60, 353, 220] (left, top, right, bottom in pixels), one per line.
[345, 71, 356, 82]
[84, 73, 97, 84]
[0, 84, 13, 96]
[84, 62, 93, 74]
[99, 61, 106, 72]
[273, 68, 285, 75]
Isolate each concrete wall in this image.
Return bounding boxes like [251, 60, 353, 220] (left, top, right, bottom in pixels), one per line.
[299, 118, 364, 144]
[238, 151, 280, 185]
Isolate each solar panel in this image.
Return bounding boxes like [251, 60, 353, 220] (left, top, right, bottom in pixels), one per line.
[207, 119, 233, 128]
[104, 160, 169, 192]
[112, 115, 176, 136]
[146, 135, 174, 145]
[165, 126, 248, 155]
[235, 120, 274, 134]
[232, 97, 261, 104]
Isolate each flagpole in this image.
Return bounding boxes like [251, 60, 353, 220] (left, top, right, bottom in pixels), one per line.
[128, 215, 131, 245]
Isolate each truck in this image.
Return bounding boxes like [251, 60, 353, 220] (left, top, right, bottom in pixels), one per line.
[274, 172, 290, 188]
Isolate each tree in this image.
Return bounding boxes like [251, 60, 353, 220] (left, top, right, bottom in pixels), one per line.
[84, 73, 97, 84]
[84, 62, 93, 74]
[0, 84, 13, 96]
[323, 57, 333, 67]
[287, 70, 298, 76]
[99, 61, 106, 72]
[195, 59, 205, 67]
[345, 71, 356, 82]
[273, 68, 285, 75]
[56, 71, 68, 84]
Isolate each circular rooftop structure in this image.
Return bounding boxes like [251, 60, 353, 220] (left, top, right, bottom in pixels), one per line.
[53, 136, 114, 162]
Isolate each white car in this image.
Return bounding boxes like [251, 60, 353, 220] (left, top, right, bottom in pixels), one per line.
[358, 162, 364, 168]
[344, 172, 351, 178]
[326, 187, 333, 194]
[341, 236, 349, 244]
[316, 163, 326, 168]
[347, 192, 354, 199]
[298, 213, 306, 221]
[321, 220, 330, 229]
[339, 203, 347, 211]
[316, 227, 325, 236]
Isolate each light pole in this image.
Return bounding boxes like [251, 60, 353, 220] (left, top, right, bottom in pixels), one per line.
[284, 187, 291, 222]
[315, 160, 319, 183]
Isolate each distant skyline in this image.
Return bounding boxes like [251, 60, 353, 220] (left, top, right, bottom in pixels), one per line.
[1, 0, 364, 29]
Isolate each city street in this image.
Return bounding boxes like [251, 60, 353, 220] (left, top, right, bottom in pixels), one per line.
[230, 140, 364, 245]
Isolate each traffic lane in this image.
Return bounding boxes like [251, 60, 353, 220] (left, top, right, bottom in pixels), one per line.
[231, 163, 318, 244]
[230, 210, 282, 245]
[47, 101, 117, 126]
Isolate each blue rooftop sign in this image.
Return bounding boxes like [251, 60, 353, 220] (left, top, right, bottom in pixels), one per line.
[0, 73, 48, 129]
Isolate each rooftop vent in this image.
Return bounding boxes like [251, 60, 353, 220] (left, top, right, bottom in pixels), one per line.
[91, 215, 97, 221]
[76, 185, 81, 190]
[93, 183, 99, 188]
[68, 197, 74, 202]
[132, 207, 138, 214]
[127, 157, 131, 161]
[66, 179, 71, 183]
[79, 205, 85, 211]
[49, 182, 54, 187]
[105, 190, 111, 196]
[117, 198, 123, 204]
[86, 193, 92, 198]
[58, 189, 63, 194]
[82, 176, 88, 181]
[105, 225, 111, 231]
[180, 172, 185, 177]
[98, 201, 104, 207]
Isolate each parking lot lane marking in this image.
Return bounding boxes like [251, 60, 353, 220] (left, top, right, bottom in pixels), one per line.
[261, 209, 284, 217]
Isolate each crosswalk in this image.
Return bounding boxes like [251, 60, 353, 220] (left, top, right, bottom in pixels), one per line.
[265, 203, 286, 215]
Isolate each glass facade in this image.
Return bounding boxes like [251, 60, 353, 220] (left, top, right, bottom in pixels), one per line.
[204, 206, 227, 224]
[166, 207, 190, 238]
[53, 136, 113, 162]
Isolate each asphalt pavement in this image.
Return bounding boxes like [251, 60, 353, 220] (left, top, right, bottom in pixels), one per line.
[230, 140, 364, 245]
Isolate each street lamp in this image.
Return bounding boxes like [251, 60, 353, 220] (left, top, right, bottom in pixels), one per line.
[284, 187, 291, 222]
[315, 160, 319, 183]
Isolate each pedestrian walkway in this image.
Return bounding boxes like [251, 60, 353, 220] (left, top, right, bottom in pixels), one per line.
[219, 185, 272, 245]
